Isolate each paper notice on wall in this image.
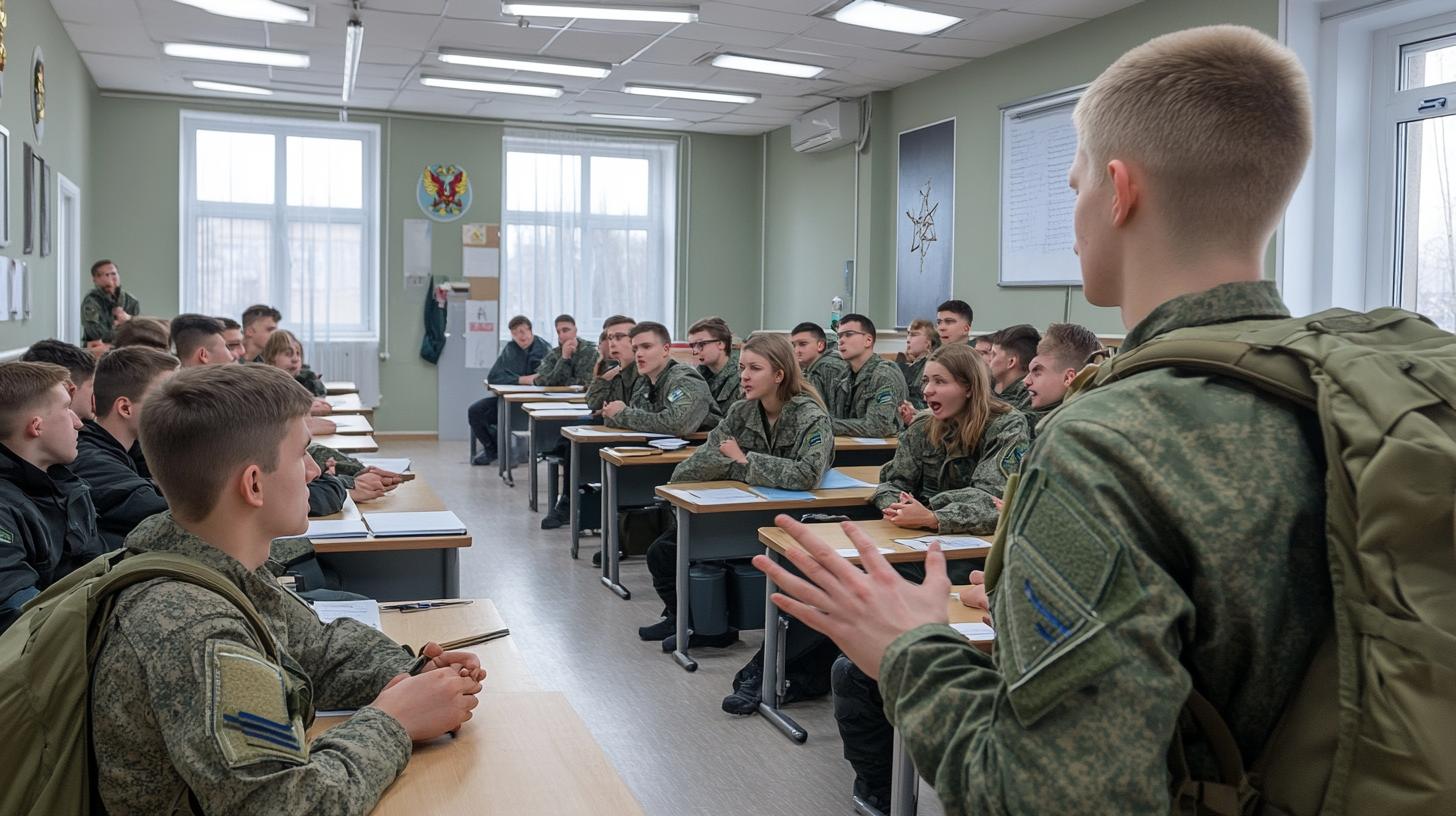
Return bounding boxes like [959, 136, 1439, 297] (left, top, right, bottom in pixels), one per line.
[465, 299, 498, 369]
[0, 257, 11, 321]
[403, 218, 432, 290]
[9, 259, 25, 320]
[463, 246, 499, 279]
[462, 223, 499, 248]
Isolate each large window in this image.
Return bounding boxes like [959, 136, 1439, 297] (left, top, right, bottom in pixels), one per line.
[181, 112, 380, 340]
[502, 129, 677, 338]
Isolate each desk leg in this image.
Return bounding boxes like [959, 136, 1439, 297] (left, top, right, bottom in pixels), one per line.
[501, 401, 517, 487]
[889, 728, 919, 816]
[757, 550, 808, 743]
[569, 440, 581, 558]
[600, 463, 630, 599]
[528, 418, 539, 512]
[496, 397, 510, 485]
[671, 507, 696, 672]
[443, 548, 460, 598]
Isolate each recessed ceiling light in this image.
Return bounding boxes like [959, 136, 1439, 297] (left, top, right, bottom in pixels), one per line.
[172, 0, 309, 24]
[438, 50, 612, 79]
[191, 79, 275, 95]
[589, 113, 675, 121]
[710, 54, 824, 79]
[163, 42, 311, 68]
[623, 84, 756, 104]
[420, 76, 564, 98]
[500, 2, 698, 24]
[831, 0, 961, 36]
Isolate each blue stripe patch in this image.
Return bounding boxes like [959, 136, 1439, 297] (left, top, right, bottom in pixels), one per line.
[1023, 579, 1071, 640]
[224, 714, 299, 749]
[233, 710, 295, 735]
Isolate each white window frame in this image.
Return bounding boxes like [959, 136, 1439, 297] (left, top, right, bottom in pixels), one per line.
[178, 110, 381, 340]
[500, 133, 677, 339]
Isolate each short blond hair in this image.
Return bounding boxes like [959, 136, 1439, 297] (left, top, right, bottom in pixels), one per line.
[1073, 25, 1311, 249]
[908, 319, 941, 349]
[0, 362, 70, 436]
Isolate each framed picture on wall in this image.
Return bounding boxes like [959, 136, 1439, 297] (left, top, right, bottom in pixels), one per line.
[896, 117, 956, 328]
[37, 153, 48, 257]
[22, 141, 32, 255]
[0, 126, 12, 249]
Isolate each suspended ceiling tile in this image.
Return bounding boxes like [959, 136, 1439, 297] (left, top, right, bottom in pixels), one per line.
[1011, 0, 1142, 19]
[64, 21, 156, 59]
[691, 121, 766, 135]
[351, 9, 444, 49]
[673, 22, 793, 49]
[712, 0, 832, 14]
[953, 10, 1084, 44]
[634, 37, 718, 66]
[51, 0, 143, 25]
[429, 20, 560, 52]
[539, 29, 660, 63]
[572, 89, 665, 108]
[907, 38, 1008, 59]
[796, 19, 924, 52]
[698, 2, 818, 35]
[358, 0, 450, 13]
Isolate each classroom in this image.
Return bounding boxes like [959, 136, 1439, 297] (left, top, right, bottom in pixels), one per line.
[1, 0, 1453, 814]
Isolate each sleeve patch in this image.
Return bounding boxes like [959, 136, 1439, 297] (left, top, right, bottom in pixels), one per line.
[806, 432, 823, 447]
[208, 641, 307, 768]
[667, 386, 686, 403]
[0, 528, 11, 544]
[876, 387, 895, 404]
[999, 442, 1029, 476]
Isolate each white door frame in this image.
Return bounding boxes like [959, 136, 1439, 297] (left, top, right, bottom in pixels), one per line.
[57, 172, 81, 344]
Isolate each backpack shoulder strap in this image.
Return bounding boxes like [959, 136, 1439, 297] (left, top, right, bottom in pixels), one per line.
[1093, 336, 1318, 410]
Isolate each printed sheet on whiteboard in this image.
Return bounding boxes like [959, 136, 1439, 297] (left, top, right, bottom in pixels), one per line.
[999, 88, 1085, 286]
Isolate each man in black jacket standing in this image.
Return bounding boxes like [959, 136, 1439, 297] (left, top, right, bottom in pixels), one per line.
[467, 315, 550, 466]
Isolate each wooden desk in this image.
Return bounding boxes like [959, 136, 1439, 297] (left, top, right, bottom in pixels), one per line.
[494, 391, 589, 487]
[523, 403, 596, 512]
[486, 383, 586, 396]
[652, 466, 881, 672]
[329, 414, 376, 435]
[324, 392, 371, 415]
[754, 520, 991, 746]
[312, 478, 470, 600]
[313, 433, 379, 454]
[596, 446, 697, 599]
[379, 599, 536, 694]
[324, 380, 357, 395]
[832, 435, 899, 468]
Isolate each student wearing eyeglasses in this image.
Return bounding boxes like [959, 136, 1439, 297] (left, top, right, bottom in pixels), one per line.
[828, 313, 908, 438]
[687, 316, 741, 429]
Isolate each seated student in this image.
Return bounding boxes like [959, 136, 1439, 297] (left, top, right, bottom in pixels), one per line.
[828, 313, 908, 438]
[241, 303, 282, 363]
[217, 316, 248, 362]
[171, 313, 233, 368]
[601, 321, 719, 435]
[972, 334, 993, 363]
[688, 316, 741, 426]
[832, 343, 1030, 810]
[983, 324, 1040, 410]
[637, 334, 834, 649]
[1022, 322, 1103, 436]
[0, 362, 107, 632]
[113, 315, 171, 350]
[71, 347, 179, 550]
[467, 315, 551, 467]
[535, 313, 600, 387]
[897, 318, 940, 410]
[934, 299, 974, 346]
[263, 329, 327, 396]
[81, 259, 142, 350]
[22, 339, 98, 421]
[89, 364, 485, 813]
[790, 321, 849, 404]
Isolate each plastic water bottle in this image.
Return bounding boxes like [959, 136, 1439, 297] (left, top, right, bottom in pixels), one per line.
[830, 296, 844, 331]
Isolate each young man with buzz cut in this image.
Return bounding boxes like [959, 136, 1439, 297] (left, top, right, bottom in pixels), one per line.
[1022, 322, 1103, 437]
[113, 316, 171, 351]
[467, 315, 551, 467]
[91, 364, 487, 814]
[21, 339, 98, 422]
[600, 321, 719, 436]
[754, 26, 1342, 814]
[71, 346, 180, 549]
[687, 316, 741, 427]
[217, 316, 248, 362]
[934, 299, 974, 346]
[534, 313, 599, 387]
[241, 304, 283, 363]
[789, 321, 848, 404]
[827, 313, 908, 438]
[0, 361, 107, 633]
[171, 313, 233, 368]
[984, 324, 1040, 410]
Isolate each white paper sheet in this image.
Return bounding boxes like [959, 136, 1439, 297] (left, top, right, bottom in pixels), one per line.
[850, 437, 890, 445]
[522, 401, 585, 410]
[682, 487, 765, 505]
[0, 256, 10, 321]
[403, 218, 431, 289]
[951, 621, 996, 642]
[364, 510, 467, 537]
[8, 259, 24, 320]
[357, 458, 411, 473]
[313, 600, 383, 631]
[462, 246, 499, 279]
[893, 536, 992, 552]
[465, 299, 498, 369]
[305, 519, 370, 539]
[834, 547, 895, 557]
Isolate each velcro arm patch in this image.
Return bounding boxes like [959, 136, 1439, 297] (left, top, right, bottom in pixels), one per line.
[876, 387, 895, 404]
[208, 640, 307, 768]
[667, 386, 685, 403]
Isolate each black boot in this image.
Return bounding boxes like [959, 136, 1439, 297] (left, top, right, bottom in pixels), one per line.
[721, 652, 764, 715]
[540, 496, 570, 530]
[637, 616, 675, 641]
[661, 627, 739, 653]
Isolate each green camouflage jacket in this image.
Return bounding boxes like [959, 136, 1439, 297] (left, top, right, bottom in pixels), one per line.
[295, 366, 327, 397]
[829, 354, 908, 438]
[898, 354, 930, 409]
[879, 281, 1330, 814]
[81, 286, 142, 343]
[616, 359, 719, 436]
[997, 375, 1033, 411]
[586, 361, 640, 411]
[92, 513, 416, 815]
[1024, 402, 1057, 442]
[670, 394, 833, 490]
[872, 410, 1029, 534]
[803, 351, 849, 407]
[698, 351, 742, 428]
[536, 338, 600, 387]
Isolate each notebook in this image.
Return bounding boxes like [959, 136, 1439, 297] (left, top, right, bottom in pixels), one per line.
[357, 457, 411, 473]
[893, 536, 993, 552]
[680, 487, 765, 505]
[304, 519, 370, 539]
[364, 510, 467, 537]
[750, 486, 817, 501]
[951, 621, 996, 642]
[313, 600, 382, 631]
[818, 469, 876, 490]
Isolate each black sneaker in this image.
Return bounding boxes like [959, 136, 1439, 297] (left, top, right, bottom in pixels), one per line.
[590, 549, 626, 567]
[471, 450, 497, 466]
[540, 512, 564, 530]
[637, 617, 675, 641]
[661, 628, 739, 653]
[721, 659, 763, 716]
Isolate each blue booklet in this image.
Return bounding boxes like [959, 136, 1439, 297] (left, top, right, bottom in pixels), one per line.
[818, 469, 876, 490]
[750, 487, 817, 501]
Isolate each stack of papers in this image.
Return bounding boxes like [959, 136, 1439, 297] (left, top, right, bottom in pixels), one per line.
[649, 438, 690, 450]
[607, 446, 662, 458]
[833, 546, 895, 558]
[850, 437, 890, 445]
[364, 510, 467, 537]
[951, 621, 996, 642]
[681, 487, 765, 505]
[526, 401, 587, 410]
[313, 600, 382, 631]
[894, 536, 992, 552]
[304, 519, 369, 539]
[818, 470, 876, 490]
[358, 457, 410, 473]
[751, 486, 816, 501]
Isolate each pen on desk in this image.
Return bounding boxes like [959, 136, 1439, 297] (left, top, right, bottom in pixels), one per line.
[381, 600, 476, 612]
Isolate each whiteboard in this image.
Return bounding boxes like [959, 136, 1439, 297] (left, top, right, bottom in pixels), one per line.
[999, 87, 1085, 287]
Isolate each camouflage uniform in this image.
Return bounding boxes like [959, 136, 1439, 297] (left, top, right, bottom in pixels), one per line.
[698, 351, 743, 429]
[997, 375, 1033, 411]
[308, 443, 366, 488]
[803, 351, 849, 408]
[81, 286, 142, 344]
[92, 513, 417, 814]
[586, 361, 640, 412]
[871, 410, 1030, 535]
[875, 281, 1330, 814]
[651, 394, 834, 611]
[1024, 401, 1058, 442]
[898, 354, 929, 410]
[535, 339, 600, 387]
[615, 359, 719, 436]
[294, 366, 327, 397]
[829, 354, 908, 438]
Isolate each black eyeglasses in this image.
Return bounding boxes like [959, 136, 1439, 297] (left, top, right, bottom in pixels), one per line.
[837, 330, 870, 339]
[687, 340, 723, 352]
[605, 332, 631, 341]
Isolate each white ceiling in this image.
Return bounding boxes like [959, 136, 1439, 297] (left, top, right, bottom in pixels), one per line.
[51, 0, 1140, 134]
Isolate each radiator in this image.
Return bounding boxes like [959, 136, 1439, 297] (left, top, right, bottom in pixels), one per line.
[303, 339, 380, 407]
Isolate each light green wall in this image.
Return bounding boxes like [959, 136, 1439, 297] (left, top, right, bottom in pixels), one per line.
[0, 0, 96, 353]
[87, 95, 763, 431]
[764, 0, 1281, 336]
